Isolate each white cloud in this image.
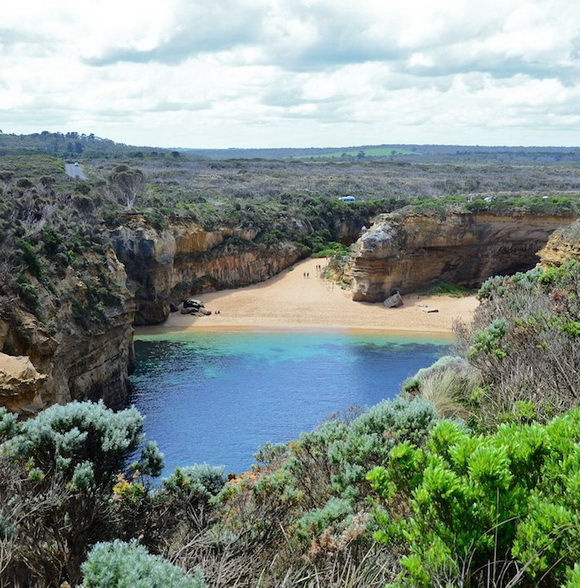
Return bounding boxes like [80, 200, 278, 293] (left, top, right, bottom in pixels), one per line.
[2, 0, 580, 147]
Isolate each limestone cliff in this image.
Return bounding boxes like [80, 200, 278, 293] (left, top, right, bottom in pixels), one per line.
[1, 215, 307, 413]
[0, 249, 135, 415]
[538, 219, 580, 267]
[111, 215, 308, 324]
[0, 353, 45, 414]
[345, 210, 577, 302]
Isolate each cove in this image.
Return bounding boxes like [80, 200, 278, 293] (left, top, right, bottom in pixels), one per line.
[130, 329, 450, 477]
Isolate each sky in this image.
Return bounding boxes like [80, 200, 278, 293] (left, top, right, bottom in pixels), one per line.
[2, 0, 580, 149]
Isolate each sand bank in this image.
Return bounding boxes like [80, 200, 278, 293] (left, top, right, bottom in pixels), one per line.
[153, 258, 478, 335]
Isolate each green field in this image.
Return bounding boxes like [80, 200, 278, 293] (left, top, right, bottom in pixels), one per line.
[311, 146, 420, 159]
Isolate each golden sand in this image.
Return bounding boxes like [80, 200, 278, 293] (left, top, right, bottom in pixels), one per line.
[158, 258, 478, 335]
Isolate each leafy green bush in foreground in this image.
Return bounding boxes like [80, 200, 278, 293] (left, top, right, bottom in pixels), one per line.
[368, 408, 580, 587]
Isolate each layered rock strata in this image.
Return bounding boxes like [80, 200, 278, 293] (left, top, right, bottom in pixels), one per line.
[345, 210, 577, 302]
[111, 215, 308, 324]
[0, 249, 135, 415]
[538, 219, 580, 267]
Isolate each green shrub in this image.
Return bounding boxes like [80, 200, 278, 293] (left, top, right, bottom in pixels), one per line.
[40, 225, 62, 253]
[295, 497, 353, 539]
[456, 260, 580, 425]
[280, 397, 438, 515]
[18, 238, 42, 276]
[368, 408, 580, 587]
[0, 407, 18, 440]
[564, 564, 580, 588]
[162, 463, 226, 498]
[0, 402, 164, 586]
[311, 241, 350, 258]
[82, 539, 207, 587]
[16, 274, 40, 312]
[426, 282, 474, 297]
[326, 398, 438, 500]
[469, 318, 508, 359]
[402, 356, 480, 419]
[0, 400, 164, 488]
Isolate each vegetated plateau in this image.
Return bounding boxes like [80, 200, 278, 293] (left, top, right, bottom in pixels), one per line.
[0, 131, 579, 587]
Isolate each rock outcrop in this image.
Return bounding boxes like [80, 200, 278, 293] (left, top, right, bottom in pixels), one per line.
[111, 215, 308, 324]
[538, 219, 580, 267]
[345, 210, 577, 302]
[0, 353, 46, 415]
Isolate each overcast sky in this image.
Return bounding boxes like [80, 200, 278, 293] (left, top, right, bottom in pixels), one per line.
[2, 0, 580, 149]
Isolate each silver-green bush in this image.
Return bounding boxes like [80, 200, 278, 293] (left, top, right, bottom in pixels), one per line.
[82, 539, 206, 587]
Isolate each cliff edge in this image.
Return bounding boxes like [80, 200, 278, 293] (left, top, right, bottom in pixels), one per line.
[0, 248, 135, 415]
[345, 210, 577, 302]
[110, 215, 308, 324]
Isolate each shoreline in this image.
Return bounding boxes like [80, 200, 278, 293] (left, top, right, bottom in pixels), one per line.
[135, 324, 457, 342]
[145, 257, 479, 336]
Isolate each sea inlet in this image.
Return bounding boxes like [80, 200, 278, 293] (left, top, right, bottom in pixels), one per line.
[130, 328, 450, 477]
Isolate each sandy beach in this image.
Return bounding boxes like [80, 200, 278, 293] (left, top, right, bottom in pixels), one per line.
[159, 258, 479, 335]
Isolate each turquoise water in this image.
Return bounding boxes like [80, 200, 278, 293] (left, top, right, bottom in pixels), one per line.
[130, 329, 450, 476]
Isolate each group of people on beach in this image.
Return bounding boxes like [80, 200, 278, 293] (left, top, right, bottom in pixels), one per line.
[303, 264, 325, 278]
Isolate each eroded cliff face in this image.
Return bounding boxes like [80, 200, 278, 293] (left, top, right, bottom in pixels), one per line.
[538, 219, 580, 267]
[0, 249, 135, 415]
[1, 215, 309, 413]
[345, 210, 577, 302]
[111, 215, 308, 324]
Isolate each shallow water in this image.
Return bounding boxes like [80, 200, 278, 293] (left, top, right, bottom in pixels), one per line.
[130, 329, 450, 476]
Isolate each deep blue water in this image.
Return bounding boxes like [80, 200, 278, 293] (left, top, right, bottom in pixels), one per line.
[130, 329, 450, 476]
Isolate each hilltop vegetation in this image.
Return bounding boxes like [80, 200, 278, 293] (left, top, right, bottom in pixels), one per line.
[0, 130, 176, 160]
[4, 129, 580, 164]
